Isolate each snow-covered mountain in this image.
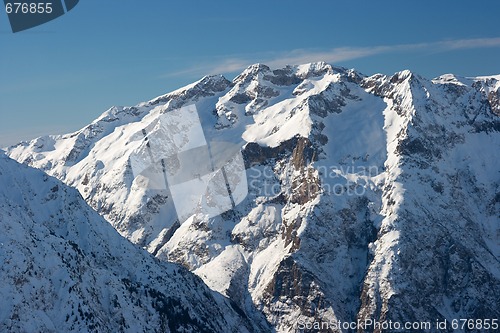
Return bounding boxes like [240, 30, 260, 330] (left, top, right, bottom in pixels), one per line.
[7, 62, 500, 332]
[0, 153, 258, 332]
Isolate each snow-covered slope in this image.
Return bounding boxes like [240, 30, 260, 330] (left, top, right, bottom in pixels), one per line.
[0, 153, 257, 332]
[6, 62, 500, 332]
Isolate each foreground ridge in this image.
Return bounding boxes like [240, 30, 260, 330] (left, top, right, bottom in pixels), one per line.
[0, 153, 257, 332]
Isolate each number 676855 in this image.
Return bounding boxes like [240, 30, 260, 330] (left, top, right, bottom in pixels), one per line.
[5, 2, 53, 14]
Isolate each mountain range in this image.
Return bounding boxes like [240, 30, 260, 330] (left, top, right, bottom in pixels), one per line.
[4, 62, 500, 332]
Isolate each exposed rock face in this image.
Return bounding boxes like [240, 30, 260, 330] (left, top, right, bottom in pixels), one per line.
[6, 64, 500, 332]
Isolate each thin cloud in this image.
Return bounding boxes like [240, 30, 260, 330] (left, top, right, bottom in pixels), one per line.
[438, 37, 500, 49]
[164, 59, 251, 78]
[161, 37, 500, 78]
[0, 125, 77, 148]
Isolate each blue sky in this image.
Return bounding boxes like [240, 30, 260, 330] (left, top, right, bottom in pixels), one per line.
[1, 0, 500, 147]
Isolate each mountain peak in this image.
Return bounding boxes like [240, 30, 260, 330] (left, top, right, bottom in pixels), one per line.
[295, 61, 334, 77]
[233, 63, 271, 84]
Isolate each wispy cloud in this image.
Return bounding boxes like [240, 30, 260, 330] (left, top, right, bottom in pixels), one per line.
[161, 37, 500, 78]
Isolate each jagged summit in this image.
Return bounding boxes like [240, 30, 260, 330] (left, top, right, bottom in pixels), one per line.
[145, 74, 232, 108]
[6, 62, 500, 332]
